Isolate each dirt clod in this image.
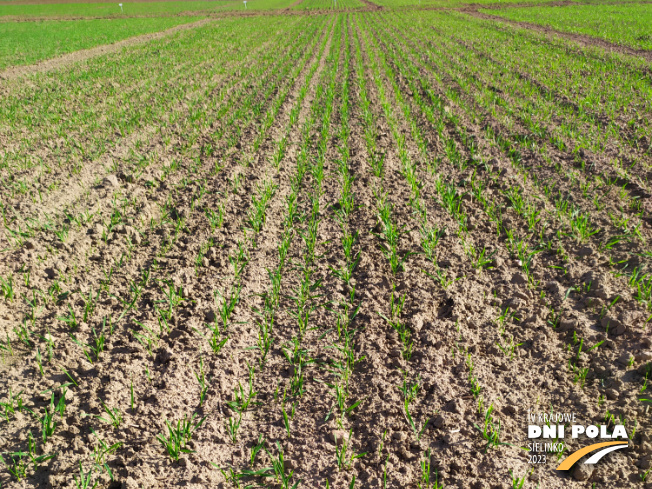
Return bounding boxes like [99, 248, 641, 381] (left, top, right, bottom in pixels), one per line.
[103, 174, 120, 188]
[572, 462, 593, 481]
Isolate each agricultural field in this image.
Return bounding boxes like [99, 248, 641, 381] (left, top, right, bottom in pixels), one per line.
[370, 0, 598, 8]
[1, 2, 652, 489]
[483, 3, 652, 50]
[0, 1, 214, 18]
[0, 17, 199, 69]
[0, 0, 292, 19]
[292, 0, 366, 11]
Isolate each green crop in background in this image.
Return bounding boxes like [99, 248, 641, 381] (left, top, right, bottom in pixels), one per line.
[484, 3, 652, 50]
[0, 0, 294, 19]
[0, 16, 197, 69]
[292, 0, 365, 10]
[372, 0, 573, 8]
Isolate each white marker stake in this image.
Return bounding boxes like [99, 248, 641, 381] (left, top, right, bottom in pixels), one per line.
[243, 0, 247, 8]
[119, 3, 123, 12]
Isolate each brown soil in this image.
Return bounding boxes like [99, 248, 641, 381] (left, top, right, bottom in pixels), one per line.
[0, 18, 212, 81]
[356, 11, 652, 487]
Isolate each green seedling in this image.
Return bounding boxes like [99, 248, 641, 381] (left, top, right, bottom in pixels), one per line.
[569, 211, 599, 243]
[98, 399, 122, 428]
[420, 224, 445, 265]
[419, 449, 443, 489]
[229, 241, 249, 281]
[404, 402, 429, 441]
[0, 332, 13, 355]
[35, 346, 45, 376]
[74, 461, 98, 489]
[53, 389, 66, 417]
[589, 340, 604, 352]
[474, 403, 506, 452]
[0, 275, 15, 302]
[282, 403, 291, 437]
[466, 243, 496, 270]
[250, 434, 266, 466]
[41, 407, 57, 442]
[218, 465, 273, 488]
[496, 307, 516, 330]
[256, 315, 274, 367]
[281, 337, 314, 396]
[69, 334, 93, 365]
[330, 253, 360, 287]
[225, 414, 242, 444]
[1, 451, 28, 480]
[509, 468, 531, 489]
[54, 225, 69, 243]
[226, 363, 258, 413]
[247, 179, 277, 233]
[206, 205, 225, 232]
[214, 285, 242, 331]
[496, 336, 523, 361]
[90, 428, 122, 478]
[90, 326, 106, 361]
[57, 304, 79, 330]
[202, 319, 229, 354]
[79, 287, 100, 322]
[423, 268, 460, 290]
[193, 356, 210, 407]
[641, 468, 652, 482]
[335, 429, 367, 471]
[1, 388, 26, 421]
[266, 441, 301, 489]
[378, 298, 413, 362]
[26, 430, 56, 470]
[374, 199, 411, 274]
[132, 320, 158, 357]
[61, 368, 78, 387]
[157, 414, 206, 460]
[325, 381, 362, 426]
[378, 430, 387, 457]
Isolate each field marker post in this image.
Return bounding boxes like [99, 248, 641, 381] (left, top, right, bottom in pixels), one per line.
[243, 0, 247, 8]
[119, 3, 123, 12]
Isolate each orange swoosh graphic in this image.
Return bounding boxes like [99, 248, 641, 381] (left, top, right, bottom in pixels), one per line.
[556, 441, 628, 470]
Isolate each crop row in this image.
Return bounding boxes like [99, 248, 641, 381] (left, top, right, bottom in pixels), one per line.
[0, 13, 332, 487]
